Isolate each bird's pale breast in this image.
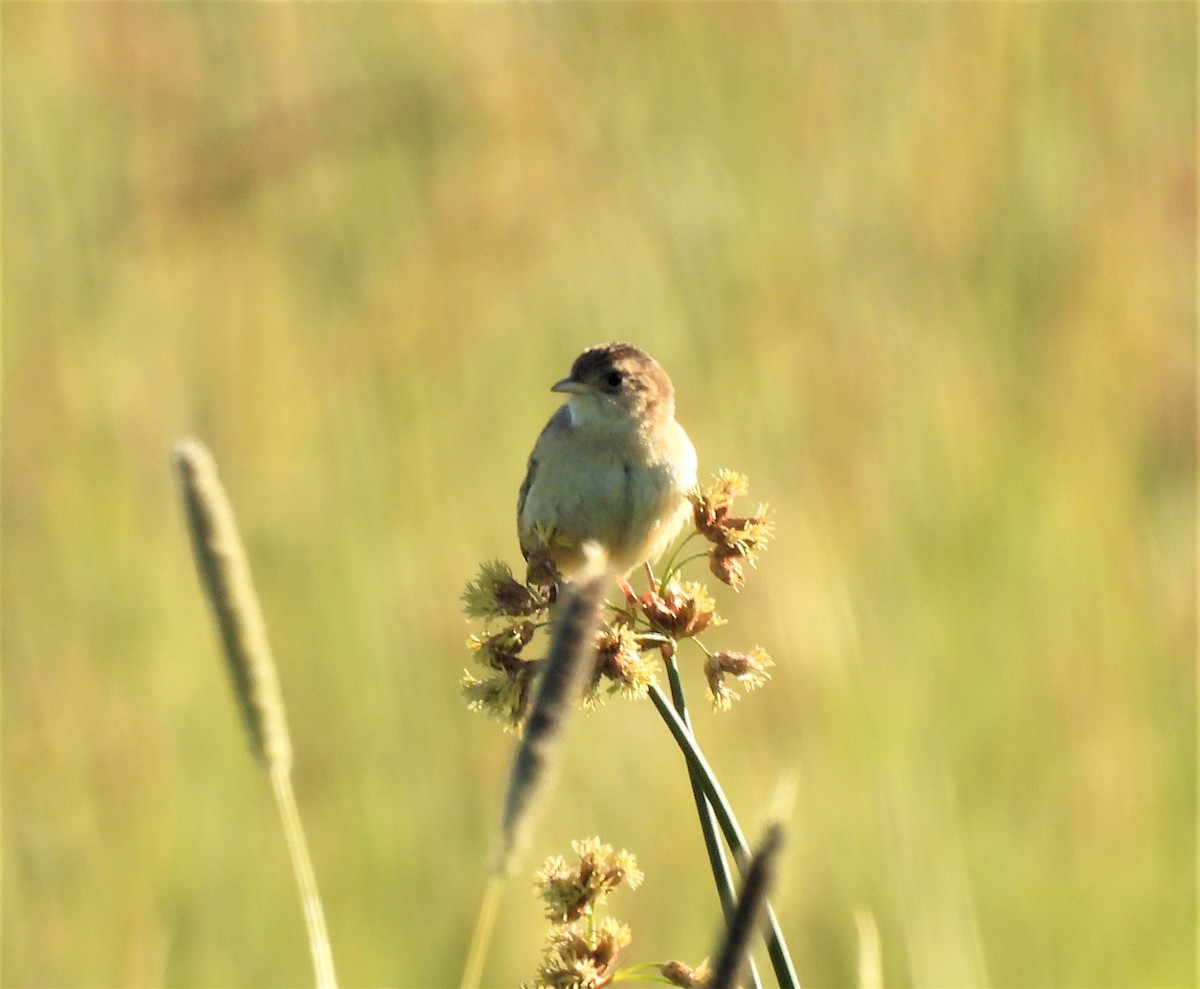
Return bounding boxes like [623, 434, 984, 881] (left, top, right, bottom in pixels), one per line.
[518, 411, 696, 577]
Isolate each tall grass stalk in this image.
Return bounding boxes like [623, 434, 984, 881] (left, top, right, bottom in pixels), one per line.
[648, 684, 799, 989]
[710, 822, 786, 989]
[172, 438, 337, 989]
[663, 655, 761, 989]
[460, 873, 504, 989]
[854, 909, 883, 989]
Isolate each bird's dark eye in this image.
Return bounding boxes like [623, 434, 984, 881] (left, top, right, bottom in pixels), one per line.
[604, 370, 624, 389]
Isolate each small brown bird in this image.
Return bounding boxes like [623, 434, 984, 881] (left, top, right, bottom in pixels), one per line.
[517, 343, 698, 583]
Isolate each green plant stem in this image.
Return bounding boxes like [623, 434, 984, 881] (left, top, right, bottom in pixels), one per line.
[612, 963, 677, 984]
[648, 685, 800, 989]
[270, 767, 338, 989]
[460, 873, 504, 989]
[664, 551, 715, 585]
[663, 657, 761, 989]
[710, 823, 786, 989]
[658, 532, 703, 592]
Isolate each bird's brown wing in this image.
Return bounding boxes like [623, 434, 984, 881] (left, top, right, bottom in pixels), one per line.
[517, 404, 572, 561]
[516, 460, 537, 560]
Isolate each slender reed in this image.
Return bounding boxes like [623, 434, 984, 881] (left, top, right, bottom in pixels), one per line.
[172, 438, 337, 989]
[663, 656, 761, 989]
[709, 823, 786, 989]
[460, 873, 504, 989]
[649, 685, 799, 989]
[854, 909, 883, 989]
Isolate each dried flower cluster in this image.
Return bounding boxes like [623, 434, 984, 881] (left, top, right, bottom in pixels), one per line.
[534, 836, 644, 923]
[704, 648, 775, 711]
[639, 580, 722, 640]
[461, 559, 551, 620]
[660, 958, 713, 987]
[688, 470, 774, 591]
[587, 621, 659, 706]
[526, 838, 642, 989]
[530, 920, 631, 989]
[460, 472, 776, 727]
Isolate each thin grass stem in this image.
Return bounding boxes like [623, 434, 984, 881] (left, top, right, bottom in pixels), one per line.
[648, 685, 799, 989]
[172, 438, 337, 989]
[658, 531, 703, 592]
[460, 873, 504, 989]
[663, 657, 761, 989]
[709, 823, 786, 989]
[666, 551, 716, 580]
[271, 767, 338, 989]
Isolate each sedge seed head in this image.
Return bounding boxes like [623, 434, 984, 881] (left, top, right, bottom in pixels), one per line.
[660, 959, 712, 987]
[589, 622, 658, 703]
[461, 665, 535, 730]
[530, 917, 631, 989]
[703, 647, 774, 711]
[533, 837, 643, 923]
[640, 580, 723, 639]
[462, 560, 550, 621]
[688, 472, 773, 590]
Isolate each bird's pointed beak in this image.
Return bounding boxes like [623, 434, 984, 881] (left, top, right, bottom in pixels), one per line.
[551, 377, 593, 395]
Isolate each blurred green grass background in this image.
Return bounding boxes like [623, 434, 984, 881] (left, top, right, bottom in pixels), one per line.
[3, 5, 1195, 987]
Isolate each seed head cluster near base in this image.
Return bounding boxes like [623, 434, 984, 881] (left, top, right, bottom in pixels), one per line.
[525, 837, 710, 989]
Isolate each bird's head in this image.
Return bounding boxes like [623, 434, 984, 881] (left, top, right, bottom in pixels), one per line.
[552, 342, 675, 430]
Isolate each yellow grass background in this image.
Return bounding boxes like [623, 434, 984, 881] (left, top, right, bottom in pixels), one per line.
[3, 5, 1194, 987]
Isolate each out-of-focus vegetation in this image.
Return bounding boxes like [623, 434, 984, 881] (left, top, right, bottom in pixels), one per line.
[3, 5, 1193, 987]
